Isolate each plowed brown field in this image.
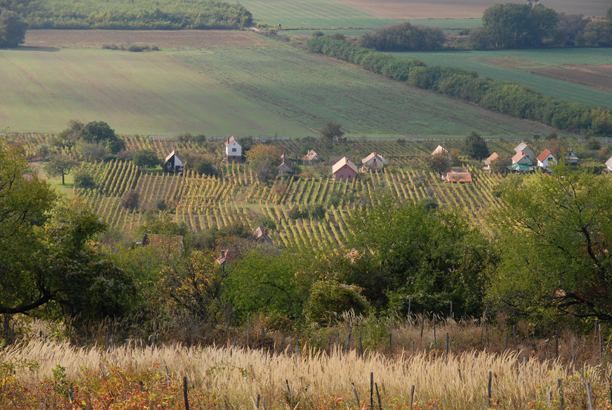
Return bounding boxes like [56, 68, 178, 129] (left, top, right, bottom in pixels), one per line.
[23, 29, 269, 49]
[480, 58, 612, 93]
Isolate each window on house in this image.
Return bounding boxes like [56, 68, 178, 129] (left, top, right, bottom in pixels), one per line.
[232, 148, 236, 152]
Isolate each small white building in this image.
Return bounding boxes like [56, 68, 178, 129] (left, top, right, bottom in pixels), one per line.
[361, 152, 388, 172]
[514, 142, 536, 162]
[605, 156, 612, 172]
[224, 136, 242, 163]
[536, 149, 556, 170]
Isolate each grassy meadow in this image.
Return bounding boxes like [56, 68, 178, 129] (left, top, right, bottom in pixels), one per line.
[390, 48, 612, 109]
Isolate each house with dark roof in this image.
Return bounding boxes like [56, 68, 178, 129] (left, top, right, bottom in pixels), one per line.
[565, 150, 578, 165]
[483, 152, 499, 173]
[332, 157, 358, 182]
[536, 149, 556, 171]
[224, 136, 243, 163]
[361, 152, 388, 172]
[445, 169, 472, 183]
[253, 226, 273, 245]
[277, 154, 294, 174]
[164, 150, 184, 173]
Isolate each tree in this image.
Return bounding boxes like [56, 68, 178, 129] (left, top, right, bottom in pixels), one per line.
[254, 159, 277, 184]
[490, 165, 612, 324]
[304, 279, 369, 326]
[245, 144, 283, 170]
[0, 9, 28, 48]
[463, 131, 489, 160]
[358, 22, 445, 51]
[80, 121, 117, 145]
[607, 6, 612, 23]
[426, 152, 451, 175]
[319, 121, 345, 142]
[491, 155, 512, 173]
[0, 139, 57, 314]
[481, 3, 558, 49]
[121, 189, 139, 210]
[346, 197, 490, 316]
[73, 169, 96, 189]
[133, 149, 160, 169]
[44, 155, 77, 185]
[0, 143, 134, 321]
[158, 251, 225, 323]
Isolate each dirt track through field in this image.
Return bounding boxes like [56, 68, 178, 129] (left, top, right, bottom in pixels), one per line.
[23, 29, 270, 49]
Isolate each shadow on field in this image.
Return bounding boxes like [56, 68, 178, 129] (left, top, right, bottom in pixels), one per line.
[14, 46, 61, 52]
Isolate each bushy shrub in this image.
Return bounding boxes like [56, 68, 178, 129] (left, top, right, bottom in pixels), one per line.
[74, 170, 96, 189]
[305, 279, 369, 326]
[121, 190, 139, 210]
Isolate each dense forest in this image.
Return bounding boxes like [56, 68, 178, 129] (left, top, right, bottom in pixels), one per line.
[0, 0, 252, 30]
[307, 35, 612, 136]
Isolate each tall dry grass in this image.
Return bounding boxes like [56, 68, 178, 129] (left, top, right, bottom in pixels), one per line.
[2, 339, 611, 409]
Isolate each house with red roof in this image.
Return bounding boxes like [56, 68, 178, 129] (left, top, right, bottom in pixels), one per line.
[536, 149, 556, 171]
[483, 152, 499, 173]
[332, 157, 358, 182]
[301, 150, 319, 165]
[509, 150, 533, 172]
[445, 169, 472, 183]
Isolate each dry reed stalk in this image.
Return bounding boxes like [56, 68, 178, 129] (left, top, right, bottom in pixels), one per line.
[1, 340, 597, 409]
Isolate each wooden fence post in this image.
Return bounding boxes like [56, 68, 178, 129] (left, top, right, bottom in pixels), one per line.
[558, 379, 564, 410]
[487, 371, 492, 408]
[286, 380, 292, 406]
[409, 385, 415, 410]
[247, 314, 250, 349]
[183, 376, 190, 410]
[376, 382, 382, 410]
[352, 382, 360, 409]
[261, 327, 265, 349]
[370, 372, 374, 409]
[420, 310, 425, 339]
[513, 325, 518, 353]
[346, 327, 352, 353]
[586, 382, 593, 410]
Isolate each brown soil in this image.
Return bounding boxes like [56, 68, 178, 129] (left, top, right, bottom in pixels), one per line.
[480, 58, 612, 92]
[531, 65, 612, 92]
[23, 29, 269, 49]
[336, 0, 609, 19]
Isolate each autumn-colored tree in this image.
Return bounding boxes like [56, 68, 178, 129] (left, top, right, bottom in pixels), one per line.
[426, 152, 451, 176]
[245, 144, 284, 169]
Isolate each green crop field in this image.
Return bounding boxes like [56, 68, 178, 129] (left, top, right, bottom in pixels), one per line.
[174, 42, 552, 138]
[391, 48, 612, 109]
[0, 47, 310, 136]
[1, 32, 554, 138]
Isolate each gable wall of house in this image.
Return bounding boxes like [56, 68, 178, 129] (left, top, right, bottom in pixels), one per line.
[226, 141, 242, 157]
[334, 166, 358, 182]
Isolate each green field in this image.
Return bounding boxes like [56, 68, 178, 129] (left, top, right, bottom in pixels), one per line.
[391, 48, 612, 109]
[0, 47, 310, 136]
[0, 33, 554, 137]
